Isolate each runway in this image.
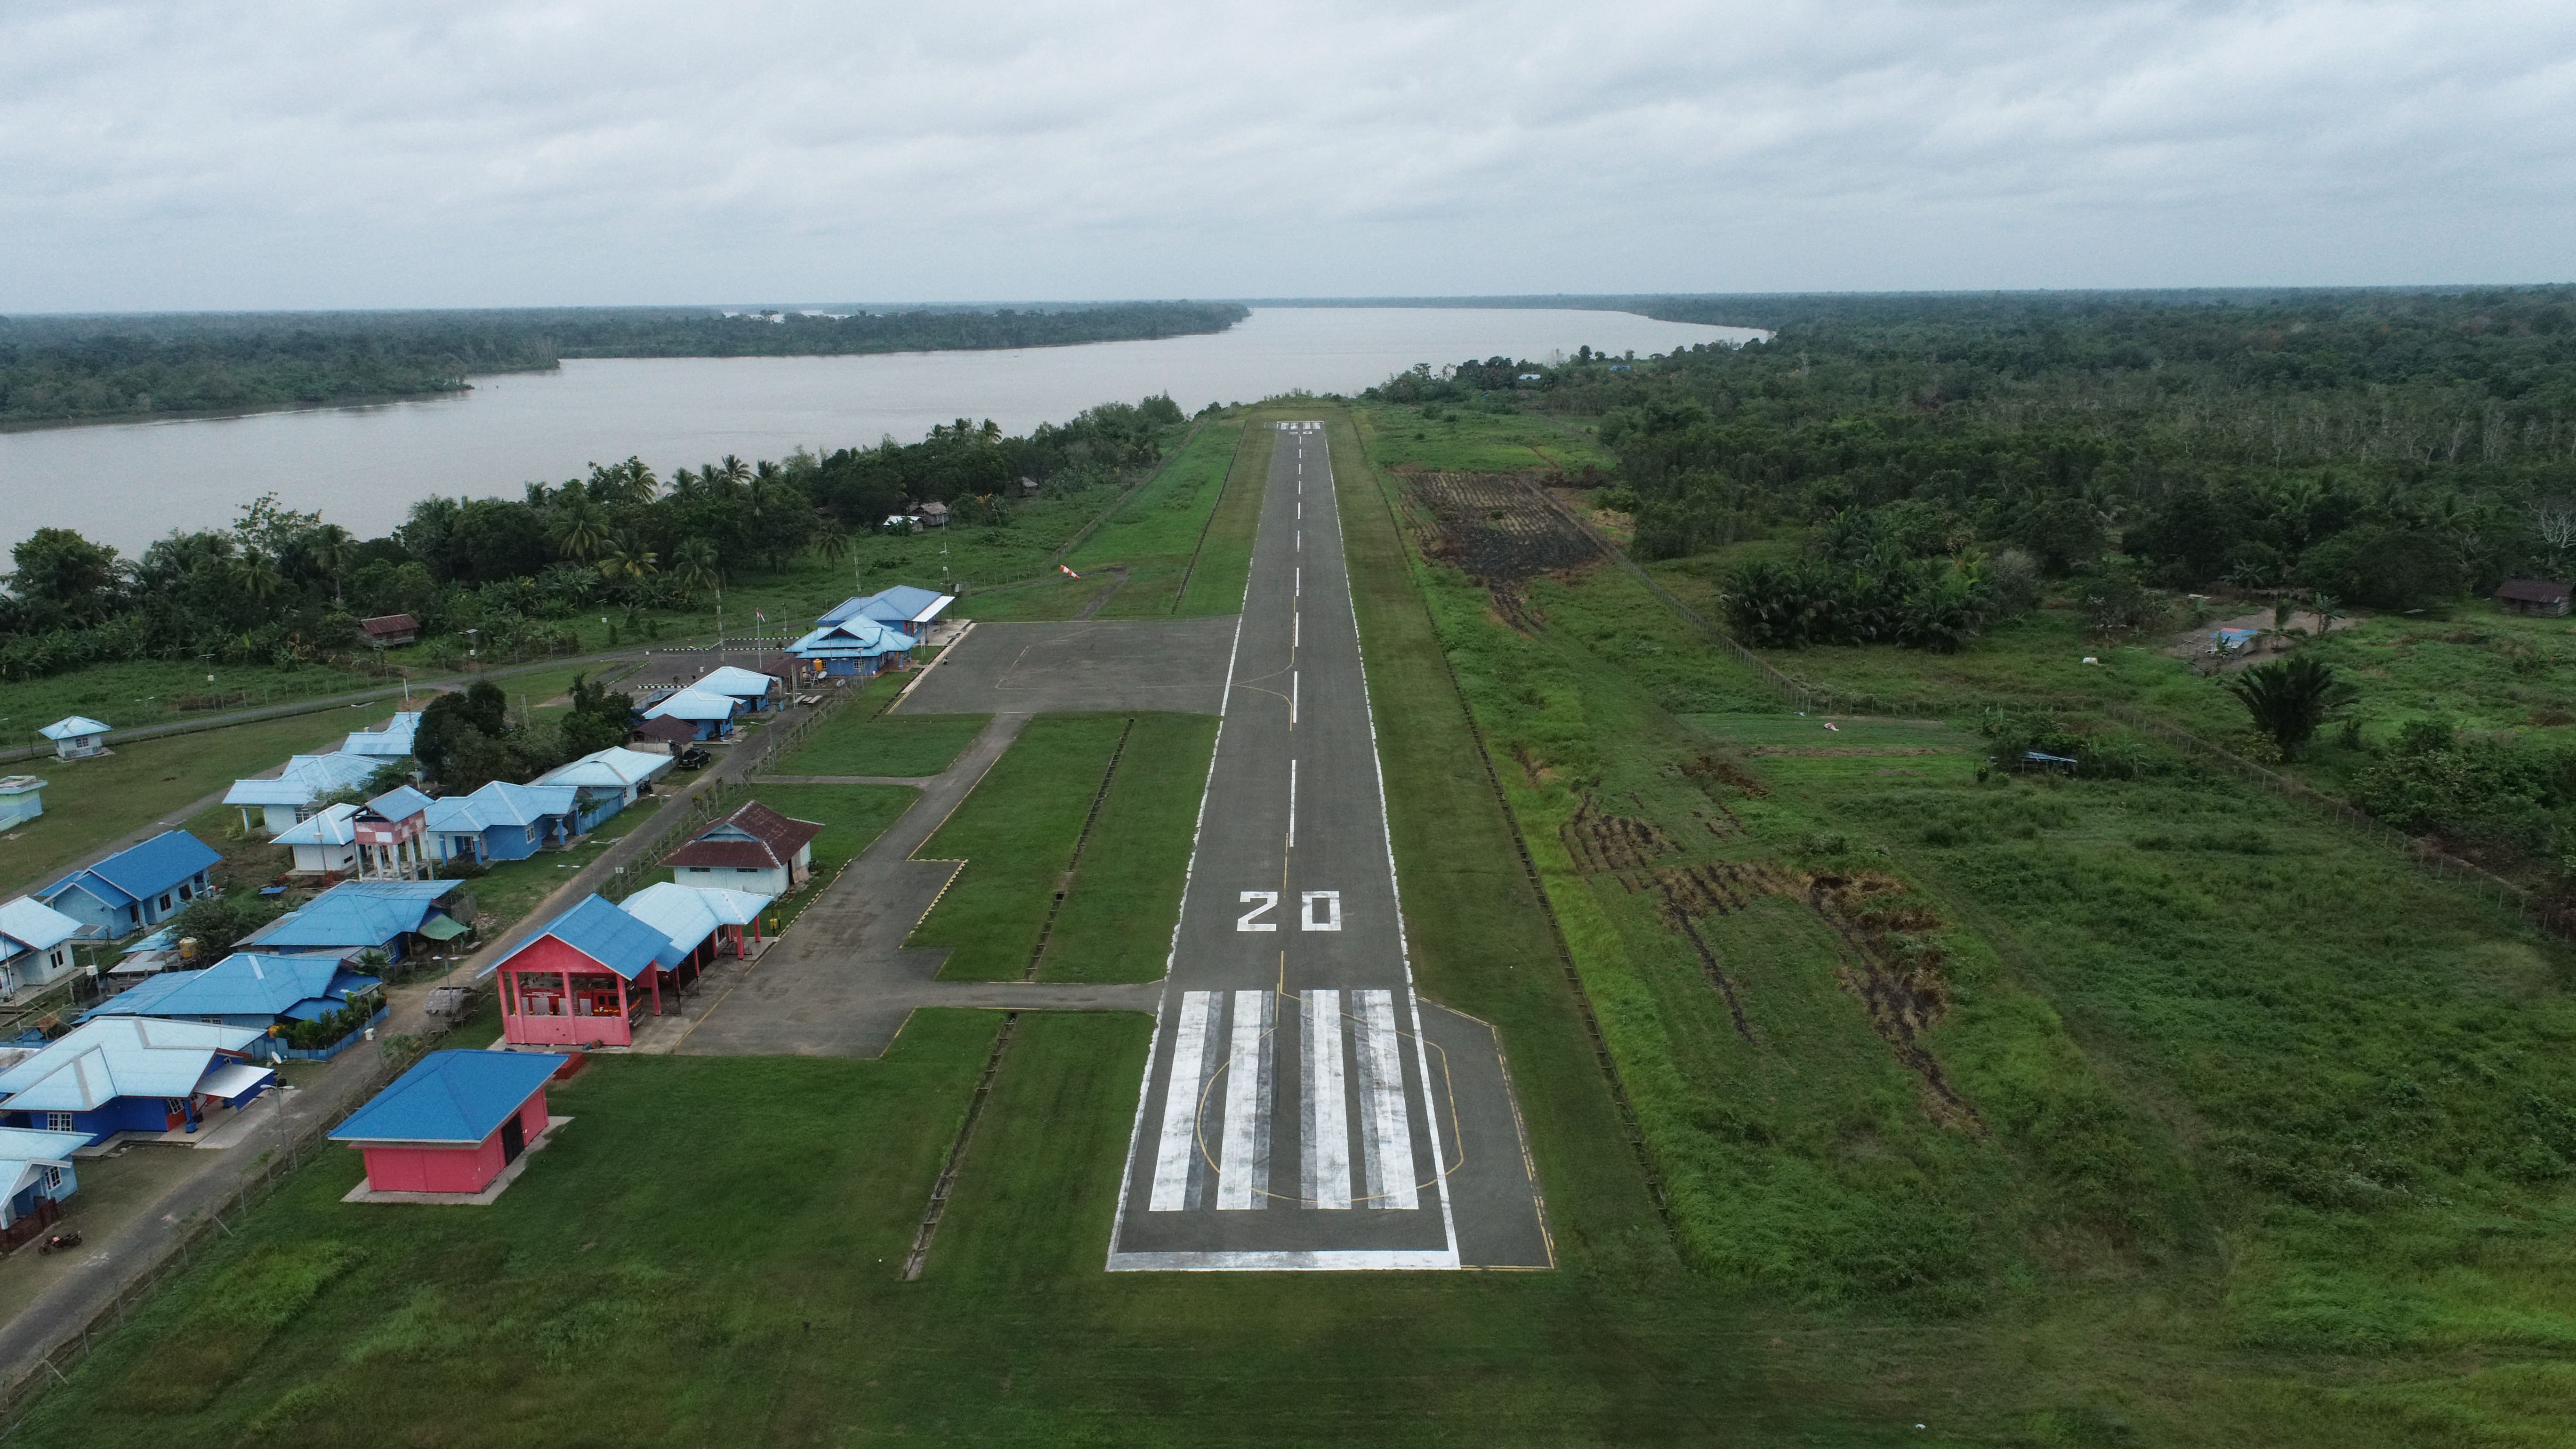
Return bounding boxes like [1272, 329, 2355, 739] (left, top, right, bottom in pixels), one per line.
[1106, 421, 1547, 1271]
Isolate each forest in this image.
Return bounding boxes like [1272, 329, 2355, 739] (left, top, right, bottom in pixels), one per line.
[0, 394, 1186, 680]
[0, 302, 1246, 426]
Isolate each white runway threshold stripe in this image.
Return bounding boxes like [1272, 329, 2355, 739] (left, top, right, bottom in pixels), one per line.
[1301, 989, 1352, 1210]
[1149, 991, 1224, 1212]
[1352, 990, 1421, 1211]
[1216, 990, 1275, 1210]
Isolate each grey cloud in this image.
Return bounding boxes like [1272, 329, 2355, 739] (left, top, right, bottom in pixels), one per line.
[1, 0, 2570, 309]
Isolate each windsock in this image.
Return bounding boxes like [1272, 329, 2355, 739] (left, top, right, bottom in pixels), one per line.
[1060, 564, 1082, 579]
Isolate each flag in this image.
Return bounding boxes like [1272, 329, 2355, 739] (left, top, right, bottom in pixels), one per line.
[1060, 564, 1081, 579]
[755, 609, 766, 623]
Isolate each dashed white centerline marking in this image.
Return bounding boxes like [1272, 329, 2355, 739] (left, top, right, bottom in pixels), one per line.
[1287, 758, 1297, 848]
[1291, 670, 1299, 725]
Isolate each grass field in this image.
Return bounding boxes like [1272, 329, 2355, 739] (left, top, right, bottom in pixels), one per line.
[1032, 713, 1219, 983]
[912, 714, 1130, 980]
[1341, 402, 2576, 1441]
[1352, 401, 1618, 474]
[778, 692, 989, 778]
[0, 706, 397, 900]
[0, 658, 384, 735]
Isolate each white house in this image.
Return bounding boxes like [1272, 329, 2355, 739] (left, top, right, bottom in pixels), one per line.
[0, 897, 84, 997]
[274, 802, 364, 876]
[36, 718, 108, 761]
[657, 801, 823, 897]
[224, 752, 383, 836]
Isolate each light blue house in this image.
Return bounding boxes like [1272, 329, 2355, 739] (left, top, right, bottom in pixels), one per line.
[0, 1126, 89, 1232]
[37, 830, 221, 941]
[423, 781, 579, 865]
[84, 951, 382, 1038]
[533, 747, 675, 831]
[638, 687, 740, 741]
[692, 666, 781, 713]
[338, 711, 423, 759]
[782, 616, 916, 679]
[225, 751, 384, 836]
[0, 775, 45, 830]
[0, 896, 84, 996]
[37, 717, 109, 761]
[821, 585, 953, 634]
[242, 879, 474, 964]
[0, 1017, 273, 1145]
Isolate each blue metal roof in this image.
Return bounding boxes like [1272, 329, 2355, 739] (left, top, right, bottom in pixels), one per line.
[640, 687, 739, 722]
[368, 786, 434, 820]
[821, 586, 951, 628]
[41, 830, 219, 910]
[492, 894, 676, 982]
[785, 617, 910, 659]
[225, 752, 382, 808]
[329, 1049, 561, 1145]
[242, 880, 464, 951]
[39, 717, 109, 741]
[0, 1018, 266, 1111]
[423, 781, 578, 833]
[83, 953, 376, 1023]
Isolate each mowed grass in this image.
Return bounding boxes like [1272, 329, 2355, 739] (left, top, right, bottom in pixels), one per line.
[779, 697, 990, 778]
[1166, 416, 1268, 618]
[913, 714, 1129, 980]
[0, 707, 389, 899]
[1036, 713, 1218, 983]
[1352, 401, 1618, 474]
[740, 782, 919, 926]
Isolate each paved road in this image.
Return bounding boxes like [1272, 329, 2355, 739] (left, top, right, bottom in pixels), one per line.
[674, 713, 1161, 1055]
[1105, 421, 1546, 1272]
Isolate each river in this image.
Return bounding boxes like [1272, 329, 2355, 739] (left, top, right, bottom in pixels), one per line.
[0, 307, 1757, 554]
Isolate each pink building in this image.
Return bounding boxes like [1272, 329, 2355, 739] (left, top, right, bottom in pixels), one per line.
[489, 895, 680, 1049]
[330, 1050, 566, 1197]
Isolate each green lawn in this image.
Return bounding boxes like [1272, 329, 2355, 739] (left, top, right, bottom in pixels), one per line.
[1035, 713, 1219, 983]
[777, 692, 990, 778]
[0, 707, 397, 900]
[1351, 400, 1618, 474]
[452, 801, 663, 931]
[0, 658, 382, 735]
[740, 782, 919, 926]
[912, 715, 1129, 980]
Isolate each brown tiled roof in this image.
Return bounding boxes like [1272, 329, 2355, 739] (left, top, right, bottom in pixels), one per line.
[633, 716, 700, 744]
[361, 613, 420, 636]
[2496, 579, 2572, 604]
[659, 800, 824, 872]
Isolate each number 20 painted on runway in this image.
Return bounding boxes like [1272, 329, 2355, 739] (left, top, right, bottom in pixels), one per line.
[1237, 890, 1341, 932]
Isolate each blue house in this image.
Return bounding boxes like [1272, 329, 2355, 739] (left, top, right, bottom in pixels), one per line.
[0, 1017, 272, 1145]
[423, 781, 579, 865]
[242, 879, 475, 964]
[0, 1126, 89, 1232]
[821, 585, 953, 635]
[84, 951, 382, 1034]
[638, 687, 740, 741]
[782, 616, 916, 679]
[37, 829, 222, 941]
[692, 666, 781, 713]
[532, 748, 675, 831]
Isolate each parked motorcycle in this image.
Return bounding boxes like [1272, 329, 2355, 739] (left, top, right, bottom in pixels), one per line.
[38, 1230, 81, 1255]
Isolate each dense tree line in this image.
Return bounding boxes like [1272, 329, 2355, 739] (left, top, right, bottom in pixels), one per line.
[1365, 288, 2576, 654]
[0, 395, 1184, 680]
[0, 303, 1244, 426]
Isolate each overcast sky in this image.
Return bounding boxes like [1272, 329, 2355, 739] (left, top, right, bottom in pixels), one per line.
[4, 0, 2571, 312]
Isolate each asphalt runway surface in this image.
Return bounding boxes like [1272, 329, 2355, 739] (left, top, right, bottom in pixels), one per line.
[1106, 422, 1549, 1272]
[896, 618, 1237, 716]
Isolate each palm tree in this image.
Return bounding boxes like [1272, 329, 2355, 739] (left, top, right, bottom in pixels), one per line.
[596, 532, 660, 584]
[233, 551, 284, 604]
[2222, 656, 2357, 759]
[715, 455, 751, 495]
[305, 524, 356, 606]
[669, 538, 722, 599]
[548, 500, 610, 562]
[668, 466, 704, 502]
[809, 517, 852, 562]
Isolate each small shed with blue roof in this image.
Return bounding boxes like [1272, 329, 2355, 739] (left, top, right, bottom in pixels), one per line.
[37, 829, 222, 940]
[330, 1049, 566, 1198]
[487, 895, 682, 1048]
